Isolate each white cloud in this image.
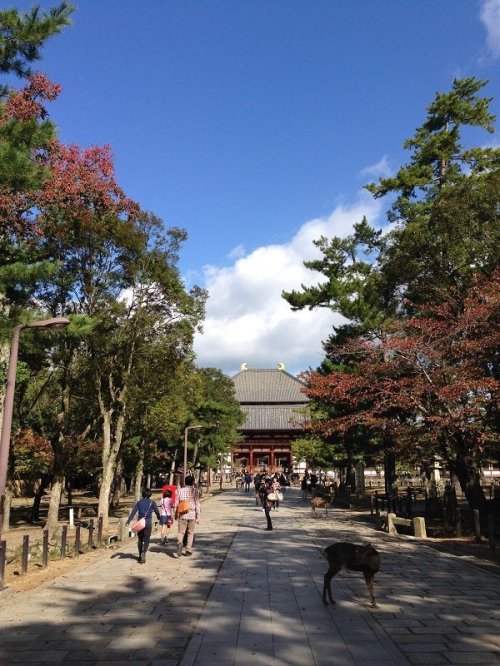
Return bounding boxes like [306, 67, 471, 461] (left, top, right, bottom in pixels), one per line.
[193, 190, 383, 377]
[480, 0, 500, 58]
[227, 244, 246, 260]
[360, 155, 392, 180]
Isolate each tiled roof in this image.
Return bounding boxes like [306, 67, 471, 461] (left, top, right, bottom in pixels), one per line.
[232, 368, 309, 404]
[241, 405, 308, 430]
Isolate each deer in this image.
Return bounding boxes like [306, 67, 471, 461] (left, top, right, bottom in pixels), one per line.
[311, 494, 333, 517]
[322, 542, 380, 608]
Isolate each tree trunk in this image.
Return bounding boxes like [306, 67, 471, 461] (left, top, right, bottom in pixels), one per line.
[2, 483, 13, 531]
[65, 477, 72, 505]
[45, 474, 64, 531]
[168, 454, 177, 485]
[134, 456, 144, 501]
[451, 458, 488, 518]
[191, 442, 198, 468]
[110, 458, 123, 510]
[97, 407, 126, 529]
[384, 448, 397, 496]
[31, 473, 52, 522]
[98, 464, 115, 528]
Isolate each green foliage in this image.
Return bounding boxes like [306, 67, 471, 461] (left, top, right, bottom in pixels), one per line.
[366, 77, 496, 202]
[284, 77, 499, 500]
[12, 428, 54, 476]
[191, 367, 246, 460]
[284, 78, 499, 342]
[292, 436, 332, 469]
[0, 2, 74, 87]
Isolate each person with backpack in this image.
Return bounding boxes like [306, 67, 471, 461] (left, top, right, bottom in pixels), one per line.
[244, 470, 253, 492]
[253, 472, 262, 505]
[126, 488, 161, 564]
[172, 475, 201, 558]
[259, 478, 274, 531]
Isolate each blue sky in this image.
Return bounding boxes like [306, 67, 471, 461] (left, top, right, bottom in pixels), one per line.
[8, 0, 500, 375]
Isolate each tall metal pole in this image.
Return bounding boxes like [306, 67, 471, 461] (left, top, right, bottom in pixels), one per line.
[0, 324, 25, 511]
[0, 318, 69, 536]
[183, 427, 188, 484]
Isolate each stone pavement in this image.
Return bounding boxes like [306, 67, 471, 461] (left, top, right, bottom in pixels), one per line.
[0, 488, 499, 665]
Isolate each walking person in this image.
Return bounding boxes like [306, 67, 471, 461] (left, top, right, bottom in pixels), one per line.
[301, 475, 308, 500]
[172, 475, 200, 558]
[254, 473, 262, 506]
[126, 488, 161, 564]
[271, 474, 281, 510]
[259, 478, 274, 530]
[159, 489, 174, 544]
[244, 470, 253, 492]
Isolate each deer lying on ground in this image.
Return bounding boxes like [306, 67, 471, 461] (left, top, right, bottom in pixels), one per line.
[322, 542, 380, 608]
[311, 494, 332, 517]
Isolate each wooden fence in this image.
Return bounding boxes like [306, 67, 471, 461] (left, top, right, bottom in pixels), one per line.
[0, 516, 146, 591]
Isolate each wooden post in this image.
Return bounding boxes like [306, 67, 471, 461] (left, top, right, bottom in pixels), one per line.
[443, 507, 448, 534]
[387, 512, 398, 536]
[117, 518, 128, 541]
[88, 518, 95, 549]
[473, 509, 482, 543]
[455, 508, 462, 538]
[488, 513, 496, 556]
[0, 540, 6, 590]
[370, 494, 374, 516]
[97, 516, 103, 546]
[42, 529, 49, 568]
[61, 525, 67, 559]
[75, 525, 81, 556]
[413, 516, 427, 539]
[374, 491, 379, 516]
[21, 534, 29, 575]
[406, 486, 413, 518]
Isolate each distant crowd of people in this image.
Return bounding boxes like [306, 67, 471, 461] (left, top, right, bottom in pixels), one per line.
[125, 468, 324, 563]
[235, 470, 290, 530]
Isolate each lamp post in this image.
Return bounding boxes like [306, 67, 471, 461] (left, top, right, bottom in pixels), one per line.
[183, 425, 203, 484]
[0, 317, 70, 535]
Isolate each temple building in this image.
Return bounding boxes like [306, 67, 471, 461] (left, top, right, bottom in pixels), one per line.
[231, 363, 309, 473]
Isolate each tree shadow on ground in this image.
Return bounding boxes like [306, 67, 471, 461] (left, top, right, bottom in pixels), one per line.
[1, 488, 499, 665]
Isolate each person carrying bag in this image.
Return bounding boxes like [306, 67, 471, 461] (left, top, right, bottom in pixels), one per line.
[126, 488, 161, 564]
[172, 475, 200, 558]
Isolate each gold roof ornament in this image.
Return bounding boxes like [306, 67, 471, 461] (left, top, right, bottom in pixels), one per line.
[241, 362, 249, 371]
[277, 362, 285, 371]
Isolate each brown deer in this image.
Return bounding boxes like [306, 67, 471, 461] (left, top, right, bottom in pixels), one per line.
[322, 542, 380, 608]
[311, 494, 332, 517]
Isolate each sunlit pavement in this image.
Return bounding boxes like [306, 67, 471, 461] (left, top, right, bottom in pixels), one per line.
[0, 487, 499, 665]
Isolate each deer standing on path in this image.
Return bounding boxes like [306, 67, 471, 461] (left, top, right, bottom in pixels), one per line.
[322, 542, 380, 608]
[311, 494, 332, 517]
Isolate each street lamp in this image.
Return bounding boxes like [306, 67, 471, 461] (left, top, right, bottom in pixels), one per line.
[183, 425, 204, 483]
[0, 317, 70, 535]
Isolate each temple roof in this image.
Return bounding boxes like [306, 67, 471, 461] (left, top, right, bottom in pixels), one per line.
[232, 366, 309, 432]
[232, 368, 308, 404]
[240, 404, 308, 430]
